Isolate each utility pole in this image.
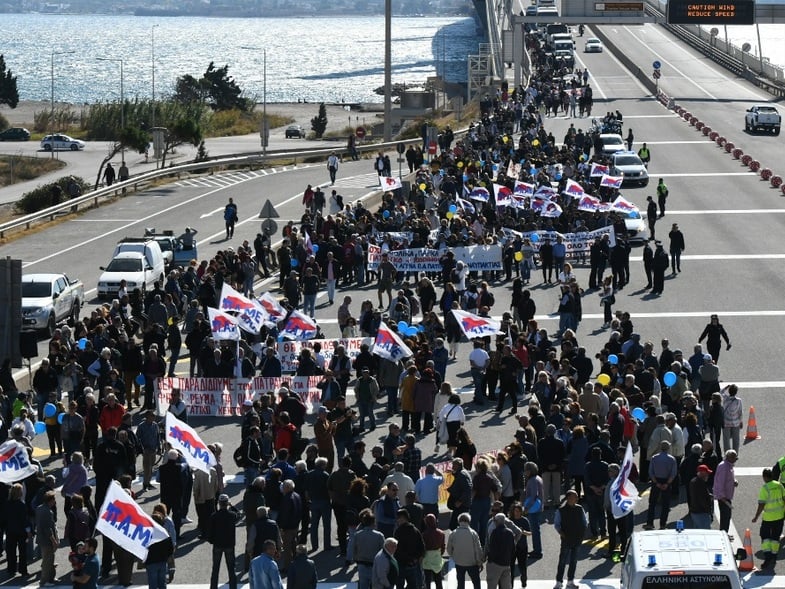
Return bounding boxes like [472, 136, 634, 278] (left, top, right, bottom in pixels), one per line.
[383, 0, 392, 142]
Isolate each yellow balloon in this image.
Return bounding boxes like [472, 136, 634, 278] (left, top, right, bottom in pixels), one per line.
[597, 374, 611, 386]
[457, 161, 464, 168]
[532, 139, 540, 147]
[419, 183, 427, 190]
[503, 136, 509, 143]
[446, 211, 454, 219]
[514, 251, 523, 262]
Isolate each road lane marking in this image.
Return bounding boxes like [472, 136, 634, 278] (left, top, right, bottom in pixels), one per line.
[662, 209, 785, 214]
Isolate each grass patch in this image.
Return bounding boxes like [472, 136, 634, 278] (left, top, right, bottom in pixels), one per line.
[0, 155, 66, 187]
[204, 108, 293, 137]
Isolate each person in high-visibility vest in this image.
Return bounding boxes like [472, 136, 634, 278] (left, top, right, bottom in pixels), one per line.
[637, 143, 651, 167]
[751, 468, 785, 570]
[771, 455, 785, 485]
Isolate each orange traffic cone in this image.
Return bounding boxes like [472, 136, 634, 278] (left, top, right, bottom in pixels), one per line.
[739, 528, 755, 572]
[745, 406, 761, 441]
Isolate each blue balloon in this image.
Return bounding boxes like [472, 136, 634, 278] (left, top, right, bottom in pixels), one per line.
[448, 204, 457, 214]
[57, 413, 65, 424]
[608, 354, 618, 365]
[632, 407, 646, 422]
[417, 325, 425, 333]
[555, 173, 562, 181]
[663, 371, 677, 387]
[312, 244, 319, 253]
[383, 210, 390, 219]
[405, 326, 418, 337]
[397, 321, 408, 332]
[530, 233, 540, 243]
[34, 421, 46, 435]
[290, 258, 298, 267]
[43, 403, 56, 419]
[135, 373, 145, 386]
[77, 337, 87, 350]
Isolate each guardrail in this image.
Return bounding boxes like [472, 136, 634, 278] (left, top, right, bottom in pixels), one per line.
[0, 138, 418, 239]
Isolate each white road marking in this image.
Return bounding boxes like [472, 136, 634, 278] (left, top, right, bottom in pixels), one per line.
[199, 206, 225, 219]
[652, 171, 756, 177]
[664, 209, 785, 214]
[71, 219, 137, 222]
[629, 254, 785, 261]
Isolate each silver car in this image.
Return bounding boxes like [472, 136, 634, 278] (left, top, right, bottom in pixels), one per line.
[611, 151, 650, 187]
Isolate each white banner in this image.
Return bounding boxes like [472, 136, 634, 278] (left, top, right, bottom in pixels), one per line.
[165, 413, 216, 475]
[610, 442, 640, 519]
[368, 244, 502, 272]
[500, 226, 616, 254]
[276, 338, 370, 373]
[0, 440, 38, 483]
[96, 481, 169, 561]
[155, 376, 326, 416]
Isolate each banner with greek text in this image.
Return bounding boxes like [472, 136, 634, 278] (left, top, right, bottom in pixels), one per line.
[275, 338, 371, 373]
[500, 225, 616, 255]
[155, 376, 325, 417]
[367, 244, 502, 272]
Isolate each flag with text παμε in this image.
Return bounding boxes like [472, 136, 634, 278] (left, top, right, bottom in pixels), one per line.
[0, 440, 38, 484]
[165, 412, 216, 474]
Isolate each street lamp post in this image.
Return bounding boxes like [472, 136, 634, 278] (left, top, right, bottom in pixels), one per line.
[151, 25, 159, 129]
[240, 46, 267, 155]
[50, 50, 75, 158]
[96, 57, 125, 157]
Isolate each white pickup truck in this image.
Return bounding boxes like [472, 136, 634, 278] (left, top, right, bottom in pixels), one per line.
[22, 273, 84, 336]
[745, 105, 781, 135]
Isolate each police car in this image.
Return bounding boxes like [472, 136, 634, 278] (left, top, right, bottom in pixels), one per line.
[611, 151, 650, 187]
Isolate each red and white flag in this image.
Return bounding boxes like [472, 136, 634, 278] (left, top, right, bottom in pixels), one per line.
[591, 162, 609, 177]
[257, 292, 287, 323]
[208, 307, 240, 341]
[562, 178, 585, 199]
[219, 283, 255, 314]
[600, 174, 624, 189]
[0, 440, 38, 484]
[610, 442, 640, 519]
[281, 310, 318, 340]
[165, 413, 216, 475]
[373, 322, 413, 362]
[531, 198, 563, 218]
[96, 481, 170, 561]
[451, 309, 502, 338]
[577, 195, 603, 213]
[493, 183, 514, 207]
[611, 195, 638, 213]
[380, 176, 402, 191]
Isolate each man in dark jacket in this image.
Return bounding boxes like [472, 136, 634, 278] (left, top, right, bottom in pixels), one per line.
[286, 545, 317, 589]
[393, 509, 425, 589]
[278, 480, 302, 572]
[554, 490, 588, 588]
[145, 512, 174, 586]
[159, 450, 184, 541]
[537, 424, 566, 508]
[208, 494, 241, 589]
[447, 458, 473, 530]
[247, 506, 282, 562]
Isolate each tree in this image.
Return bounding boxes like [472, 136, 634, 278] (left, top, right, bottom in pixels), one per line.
[0, 55, 19, 109]
[93, 125, 150, 190]
[161, 118, 202, 167]
[310, 102, 328, 138]
[174, 63, 249, 112]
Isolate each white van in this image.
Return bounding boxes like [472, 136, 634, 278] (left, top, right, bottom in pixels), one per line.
[551, 33, 575, 48]
[97, 239, 166, 299]
[620, 529, 744, 589]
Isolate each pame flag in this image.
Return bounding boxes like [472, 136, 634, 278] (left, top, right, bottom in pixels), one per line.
[96, 481, 169, 561]
[531, 198, 563, 218]
[468, 187, 490, 202]
[600, 174, 624, 189]
[281, 310, 318, 340]
[219, 283, 255, 314]
[610, 442, 640, 519]
[590, 162, 609, 177]
[457, 197, 476, 214]
[513, 181, 535, 197]
[380, 176, 403, 191]
[207, 307, 240, 341]
[373, 322, 413, 362]
[577, 195, 603, 212]
[257, 292, 287, 324]
[0, 440, 38, 483]
[611, 195, 638, 213]
[165, 413, 216, 474]
[533, 185, 557, 200]
[451, 309, 502, 338]
[493, 183, 514, 207]
[562, 179, 585, 199]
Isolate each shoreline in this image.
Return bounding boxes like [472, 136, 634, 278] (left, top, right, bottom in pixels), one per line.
[1, 100, 386, 132]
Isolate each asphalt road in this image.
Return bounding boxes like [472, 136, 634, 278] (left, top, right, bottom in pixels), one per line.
[2, 20, 785, 589]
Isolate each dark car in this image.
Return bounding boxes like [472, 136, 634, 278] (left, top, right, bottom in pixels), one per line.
[285, 124, 305, 139]
[0, 127, 31, 141]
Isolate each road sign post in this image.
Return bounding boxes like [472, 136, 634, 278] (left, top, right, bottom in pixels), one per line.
[258, 199, 279, 237]
[396, 143, 405, 178]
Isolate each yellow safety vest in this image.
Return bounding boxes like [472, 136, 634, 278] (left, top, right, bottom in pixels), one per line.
[638, 148, 650, 160]
[758, 480, 785, 521]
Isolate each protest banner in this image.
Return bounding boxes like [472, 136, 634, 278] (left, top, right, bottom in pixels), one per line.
[276, 338, 370, 373]
[368, 244, 502, 272]
[500, 225, 616, 255]
[155, 376, 325, 417]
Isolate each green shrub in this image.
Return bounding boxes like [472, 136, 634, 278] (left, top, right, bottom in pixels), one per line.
[15, 175, 90, 214]
[0, 112, 8, 131]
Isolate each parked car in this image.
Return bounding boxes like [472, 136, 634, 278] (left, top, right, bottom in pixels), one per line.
[22, 273, 84, 336]
[584, 38, 603, 53]
[285, 125, 305, 139]
[611, 151, 649, 186]
[0, 127, 31, 141]
[40, 134, 85, 151]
